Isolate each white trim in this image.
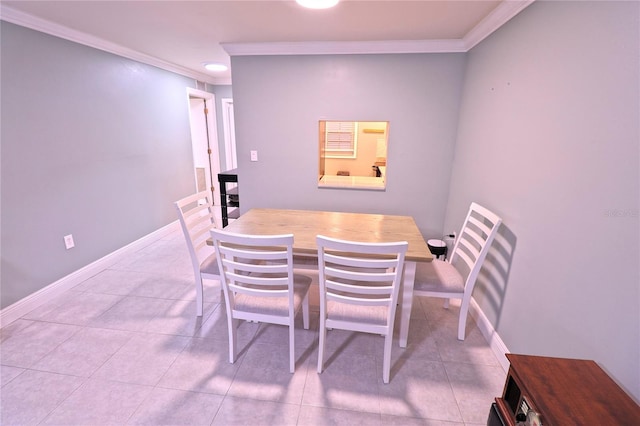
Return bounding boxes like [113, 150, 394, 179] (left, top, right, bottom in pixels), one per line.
[222, 39, 467, 56]
[221, 98, 237, 171]
[187, 88, 222, 186]
[186, 88, 223, 227]
[463, 0, 535, 50]
[0, 222, 179, 329]
[470, 297, 511, 373]
[186, 88, 215, 101]
[0, 5, 227, 85]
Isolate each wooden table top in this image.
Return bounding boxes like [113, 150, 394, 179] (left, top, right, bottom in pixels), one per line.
[224, 208, 432, 263]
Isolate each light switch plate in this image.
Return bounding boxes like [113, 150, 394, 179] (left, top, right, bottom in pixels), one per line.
[64, 234, 75, 250]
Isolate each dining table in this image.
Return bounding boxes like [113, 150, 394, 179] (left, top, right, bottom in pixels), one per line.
[222, 208, 433, 347]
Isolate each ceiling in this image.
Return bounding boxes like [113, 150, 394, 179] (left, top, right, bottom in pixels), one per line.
[0, 1, 533, 85]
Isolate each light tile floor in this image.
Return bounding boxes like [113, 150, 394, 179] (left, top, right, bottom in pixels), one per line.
[1, 229, 506, 425]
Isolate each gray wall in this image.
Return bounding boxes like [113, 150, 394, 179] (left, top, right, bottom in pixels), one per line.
[231, 53, 466, 238]
[1, 22, 198, 308]
[448, 1, 639, 398]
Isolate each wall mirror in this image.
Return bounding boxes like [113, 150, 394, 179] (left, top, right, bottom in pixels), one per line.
[318, 120, 388, 190]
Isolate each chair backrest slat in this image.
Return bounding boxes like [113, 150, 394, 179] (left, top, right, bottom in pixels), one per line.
[174, 191, 217, 270]
[325, 277, 394, 295]
[467, 215, 493, 238]
[326, 289, 392, 307]
[323, 252, 399, 270]
[317, 235, 408, 323]
[218, 245, 290, 264]
[449, 202, 502, 291]
[211, 229, 296, 307]
[324, 266, 396, 283]
[454, 245, 476, 271]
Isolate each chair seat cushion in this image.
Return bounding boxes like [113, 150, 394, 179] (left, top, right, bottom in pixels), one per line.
[414, 259, 464, 293]
[234, 274, 311, 316]
[200, 254, 220, 275]
[326, 300, 388, 326]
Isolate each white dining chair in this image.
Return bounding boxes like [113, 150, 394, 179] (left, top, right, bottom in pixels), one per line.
[414, 202, 502, 340]
[210, 228, 311, 373]
[174, 191, 220, 317]
[316, 235, 408, 384]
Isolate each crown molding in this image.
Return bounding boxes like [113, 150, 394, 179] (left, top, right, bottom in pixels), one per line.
[463, 0, 535, 50]
[222, 38, 467, 56]
[0, 5, 225, 85]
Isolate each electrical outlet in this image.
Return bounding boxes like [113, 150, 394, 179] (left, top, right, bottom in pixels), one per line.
[250, 150, 258, 162]
[64, 234, 75, 250]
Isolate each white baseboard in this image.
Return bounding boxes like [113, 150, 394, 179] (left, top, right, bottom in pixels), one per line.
[0, 222, 179, 329]
[470, 298, 510, 373]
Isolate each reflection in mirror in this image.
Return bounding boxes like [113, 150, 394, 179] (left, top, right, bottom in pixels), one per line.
[318, 121, 388, 190]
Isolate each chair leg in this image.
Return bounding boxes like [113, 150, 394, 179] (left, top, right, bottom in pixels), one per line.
[227, 317, 237, 364]
[457, 295, 471, 341]
[302, 293, 310, 330]
[289, 321, 296, 373]
[317, 320, 326, 374]
[383, 333, 392, 384]
[195, 275, 204, 317]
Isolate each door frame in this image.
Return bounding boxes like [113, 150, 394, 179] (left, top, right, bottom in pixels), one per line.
[186, 87, 222, 223]
[221, 97, 237, 171]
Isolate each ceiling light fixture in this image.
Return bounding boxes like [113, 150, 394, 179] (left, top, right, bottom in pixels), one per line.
[203, 62, 228, 72]
[296, 0, 339, 9]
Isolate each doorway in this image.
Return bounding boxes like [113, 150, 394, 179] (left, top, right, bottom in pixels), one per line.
[187, 87, 222, 226]
[221, 98, 237, 171]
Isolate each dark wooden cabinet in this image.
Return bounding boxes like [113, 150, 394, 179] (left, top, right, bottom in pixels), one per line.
[492, 354, 640, 425]
[218, 169, 239, 227]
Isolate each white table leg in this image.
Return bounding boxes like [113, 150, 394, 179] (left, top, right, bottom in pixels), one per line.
[399, 260, 416, 348]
